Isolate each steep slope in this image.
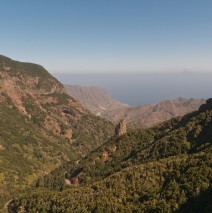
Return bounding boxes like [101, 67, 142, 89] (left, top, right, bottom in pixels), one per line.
[41, 99, 212, 188]
[65, 85, 128, 116]
[8, 153, 211, 213]
[65, 85, 205, 127]
[8, 99, 212, 212]
[0, 56, 114, 205]
[104, 97, 205, 127]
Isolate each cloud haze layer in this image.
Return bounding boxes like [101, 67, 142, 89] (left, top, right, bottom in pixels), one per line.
[54, 72, 212, 105]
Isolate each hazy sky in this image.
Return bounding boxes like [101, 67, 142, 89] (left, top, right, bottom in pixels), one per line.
[1, 0, 212, 73]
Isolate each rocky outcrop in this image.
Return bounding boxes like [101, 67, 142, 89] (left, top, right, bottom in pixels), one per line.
[0, 144, 4, 150]
[68, 168, 83, 186]
[102, 150, 109, 160]
[62, 107, 79, 118]
[102, 145, 117, 160]
[115, 119, 127, 136]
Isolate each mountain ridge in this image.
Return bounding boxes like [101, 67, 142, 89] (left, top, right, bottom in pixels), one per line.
[8, 98, 212, 212]
[0, 55, 211, 213]
[65, 85, 205, 127]
[0, 55, 114, 206]
[65, 85, 129, 116]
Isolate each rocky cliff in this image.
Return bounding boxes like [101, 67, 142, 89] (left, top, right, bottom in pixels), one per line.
[64, 84, 205, 128]
[65, 85, 129, 116]
[0, 55, 114, 204]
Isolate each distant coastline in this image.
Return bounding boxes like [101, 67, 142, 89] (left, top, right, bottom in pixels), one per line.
[53, 72, 212, 106]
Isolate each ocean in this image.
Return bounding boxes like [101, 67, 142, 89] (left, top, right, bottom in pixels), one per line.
[53, 72, 212, 106]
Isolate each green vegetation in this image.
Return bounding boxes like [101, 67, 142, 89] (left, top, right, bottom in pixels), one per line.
[7, 100, 212, 212]
[0, 55, 57, 81]
[8, 151, 212, 213]
[38, 101, 212, 191]
[0, 56, 114, 210]
[1, 56, 211, 212]
[0, 96, 77, 202]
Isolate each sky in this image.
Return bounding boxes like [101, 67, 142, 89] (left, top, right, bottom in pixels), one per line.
[1, 0, 212, 73]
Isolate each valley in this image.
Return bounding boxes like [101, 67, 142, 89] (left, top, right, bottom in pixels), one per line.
[2, 1, 212, 212]
[65, 85, 205, 127]
[0, 56, 211, 213]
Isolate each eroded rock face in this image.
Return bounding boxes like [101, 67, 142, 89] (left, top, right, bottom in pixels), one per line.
[115, 119, 127, 136]
[65, 85, 128, 116]
[62, 107, 79, 117]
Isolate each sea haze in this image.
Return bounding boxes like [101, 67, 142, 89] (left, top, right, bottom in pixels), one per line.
[53, 72, 212, 106]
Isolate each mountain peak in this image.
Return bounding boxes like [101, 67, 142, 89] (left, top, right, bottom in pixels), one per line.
[0, 55, 61, 84]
